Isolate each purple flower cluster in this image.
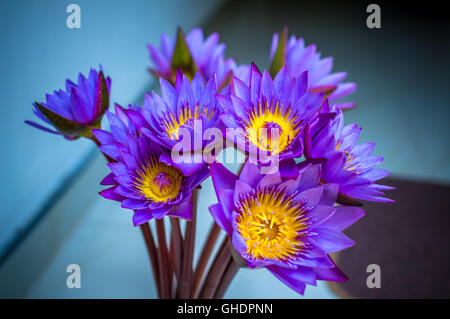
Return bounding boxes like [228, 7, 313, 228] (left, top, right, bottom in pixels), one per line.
[26, 28, 393, 295]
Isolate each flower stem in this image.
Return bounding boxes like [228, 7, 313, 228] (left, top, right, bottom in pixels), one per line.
[191, 222, 221, 298]
[169, 232, 175, 297]
[179, 188, 198, 298]
[169, 217, 183, 286]
[140, 222, 161, 298]
[88, 133, 166, 298]
[205, 161, 245, 299]
[213, 256, 239, 298]
[155, 219, 170, 299]
[237, 157, 247, 176]
[198, 236, 230, 299]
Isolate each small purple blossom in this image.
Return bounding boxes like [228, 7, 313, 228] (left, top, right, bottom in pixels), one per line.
[308, 108, 394, 203]
[148, 28, 241, 88]
[25, 67, 111, 140]
[270, 31, 356, 109]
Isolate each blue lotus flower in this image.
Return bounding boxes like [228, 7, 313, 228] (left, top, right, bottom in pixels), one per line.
[93, 104, 209, 226]
[209, 160, 364, 294]
[26, 67, 111, 140]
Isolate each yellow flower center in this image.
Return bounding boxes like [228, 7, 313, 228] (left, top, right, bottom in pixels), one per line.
[161, 105, 214, 140]
[236, 187, 309, 261]
[134, 157, 183, 202]
[243, 101, 301, 155]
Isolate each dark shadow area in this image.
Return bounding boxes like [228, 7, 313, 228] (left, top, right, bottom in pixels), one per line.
[333, 177, 450, 298]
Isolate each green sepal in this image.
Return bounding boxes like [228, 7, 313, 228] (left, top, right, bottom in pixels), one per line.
[35, 102, 103, 139]
[79, 118, 102, 138]
[35, 102, 85, 136]
[269, 27, 288, 79]
[170, 27, 197, 80]
[95, 71, 110, 116]
[228, 238, 250, 268]
[337, 192, 363, 207]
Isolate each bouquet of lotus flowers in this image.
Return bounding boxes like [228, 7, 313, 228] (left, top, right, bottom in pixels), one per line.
[25, 28, 393, 299]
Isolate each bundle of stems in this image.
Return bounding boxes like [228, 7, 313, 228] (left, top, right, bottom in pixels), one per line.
[139, 189, 240, 299]
[91, 134, 240, 299]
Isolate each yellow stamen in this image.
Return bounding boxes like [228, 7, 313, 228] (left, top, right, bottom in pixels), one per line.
[236, 188, 309, 261]
[134, 157, 183, 202]
[243, 100, 301, 155]
[161, 104, 214, 140]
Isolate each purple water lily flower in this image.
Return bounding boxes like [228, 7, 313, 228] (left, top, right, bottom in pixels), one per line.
[93, 104, 209, 226]
[270, 31, 356, 109]
[217, 64, 325, 167]
[209, 160, 364, 294]
[308, 108, 394, 203]
[139, 71, 222, 176]
[148, 28, 239, 88]
[25, 67, 111, 140]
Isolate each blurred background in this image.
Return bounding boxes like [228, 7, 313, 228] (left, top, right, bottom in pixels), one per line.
[0, 0, 449, 298]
